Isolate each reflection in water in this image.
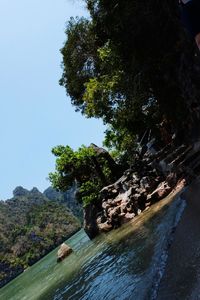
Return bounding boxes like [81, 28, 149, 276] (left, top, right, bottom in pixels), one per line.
[0, 193, 185, 300]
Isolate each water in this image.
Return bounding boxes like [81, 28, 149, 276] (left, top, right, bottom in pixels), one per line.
[0, 192, 185, 300]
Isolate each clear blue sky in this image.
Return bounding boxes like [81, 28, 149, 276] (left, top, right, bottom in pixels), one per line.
[0, 0, 106, 200]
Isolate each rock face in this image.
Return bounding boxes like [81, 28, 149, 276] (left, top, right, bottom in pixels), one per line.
[97, 168, 165, 233]
[57, 243, 73, 262]
[13, 186, 29, 197]
[43, 185, 83, 222]
[0, 187, 81, 288]
[94, 143, 199, 235]
[83, 203, 100, 239]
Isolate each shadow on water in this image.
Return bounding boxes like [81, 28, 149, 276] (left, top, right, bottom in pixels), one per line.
[0, 191, 184, 300]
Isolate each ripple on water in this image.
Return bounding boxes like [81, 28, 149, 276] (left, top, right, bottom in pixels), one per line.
[0, 191, 185, 300]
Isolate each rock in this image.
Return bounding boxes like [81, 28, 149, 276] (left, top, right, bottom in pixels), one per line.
[137, 194, 147, 211]
[166, 172, 177, 187]
[120, 203, 128, 213]
[121, 175, 129, 184]
[98, 222, 113, 232]
[140, 176, 159, 193]
[147, 181, 172, 202]
[102, 201, 111, 211]
[30, 187, 41, 194]
[126, 203, 134, 212]
[57, 243, 72, 262]
[100, 185, 119, 200]
[13, 186, 29, 197]
[132, 193, 142, 201]
[83, 203, 99, 239]
[140, 177, 150, 189]
[127, 187, 135, 198]
[118, 212, 126, 217]
[95, 143, 193, 235]
[132, 173, 140, 183]
[122, 212, 135, 223]
[114, 192, 126, 203]
[96, 215, 107, 224]
[113, 197, 122, 205]
[109, 206, 120, 219]
[123, 169, 132, 177]
[107, 199, 115, 206]
[157, 183, 172, 198]
[122, 181, 131, 191]
[43, 185, 83, 221]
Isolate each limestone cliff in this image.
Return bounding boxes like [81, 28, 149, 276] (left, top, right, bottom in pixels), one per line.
[0, 187, 81, 288]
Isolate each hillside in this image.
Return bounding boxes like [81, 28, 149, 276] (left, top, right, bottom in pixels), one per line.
[0, 186, 81, 288]
[44, 185, 83, 222]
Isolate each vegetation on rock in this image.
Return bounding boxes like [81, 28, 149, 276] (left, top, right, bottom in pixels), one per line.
[0, 187, 81, 288]
[50, 0, 200, 222]
[44, 185, 83, 222]
[49, 144, 122, 207]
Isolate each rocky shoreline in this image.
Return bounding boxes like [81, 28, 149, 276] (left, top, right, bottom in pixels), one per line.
[84, 142, 200, 238]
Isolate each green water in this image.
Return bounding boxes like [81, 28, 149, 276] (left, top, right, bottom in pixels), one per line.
[0, 193, 185, 300]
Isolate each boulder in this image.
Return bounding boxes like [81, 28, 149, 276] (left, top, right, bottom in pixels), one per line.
[94, 143, 191, 235]
[98, 222, 113, 232]
[147, 181, 172, 203]
[83, 203, 99, 239]
[120, 203, 128, 213]
[57, 243, 72, 262]
[96, 215, 106, 224]
[100, 185, 119, 200]
[102, 201, 111, 211]
[122, 212, 135, 223]
[132, 173, 140, 183]
[109, 206, 121, 219]
[127, 187, 135, 198]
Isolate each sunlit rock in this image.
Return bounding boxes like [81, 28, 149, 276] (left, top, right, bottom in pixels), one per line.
[57, 243, 73, 262]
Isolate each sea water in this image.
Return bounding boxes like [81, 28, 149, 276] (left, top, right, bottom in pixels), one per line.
[0, 192, 185, 300]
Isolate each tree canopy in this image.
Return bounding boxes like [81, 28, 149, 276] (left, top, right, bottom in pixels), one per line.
[60, 0, 200, 154]
[50, 0, 200, 204]
[49, 144, 121, 206]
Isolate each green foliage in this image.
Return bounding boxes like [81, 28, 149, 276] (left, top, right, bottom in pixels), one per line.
[103, 126, 138, 165]
[60, 17, 98, 113]
[49, 144, 119, 206]
[0, 190, 81, 287]
[79, 181, 99, 207]
[49, 145, 96, 191]
[60, 0, 200, 153]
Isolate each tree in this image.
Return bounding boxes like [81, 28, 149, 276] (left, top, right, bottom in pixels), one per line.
[49, 144, 121, 206]
[60, 0, 200, 153]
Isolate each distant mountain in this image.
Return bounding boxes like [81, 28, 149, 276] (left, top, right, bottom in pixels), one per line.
[0, 186, 81, 288]
[43, 184, 83, 222]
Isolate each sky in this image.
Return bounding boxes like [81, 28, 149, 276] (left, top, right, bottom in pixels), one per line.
[0, 0, 106, 200]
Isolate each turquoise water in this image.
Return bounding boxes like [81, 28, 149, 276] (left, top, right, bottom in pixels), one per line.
[0, 193, 185, 300]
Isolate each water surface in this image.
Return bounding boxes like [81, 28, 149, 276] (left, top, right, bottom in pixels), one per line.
[0, 192, 185, 300]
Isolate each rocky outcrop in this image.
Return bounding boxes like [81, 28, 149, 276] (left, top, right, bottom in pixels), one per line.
[57, 243, 73, 262]
[13, 186, 29, 197]
[83, 203, 100, 239]
[90, 143, 122, 181]
[43, 185, 83, 222]
[95, 143, 200, 235]
[97, 170, 171, 233]
[0, 187, 81, 288]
